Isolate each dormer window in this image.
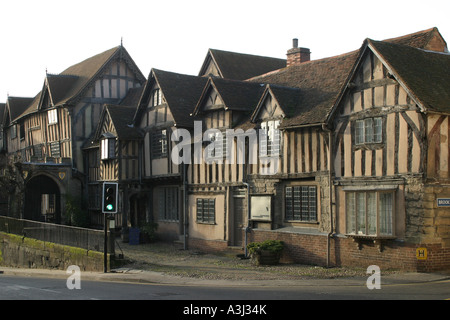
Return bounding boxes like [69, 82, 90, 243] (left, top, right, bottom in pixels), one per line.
[48, 109, 58, 125]
[101, 133, 116, 160]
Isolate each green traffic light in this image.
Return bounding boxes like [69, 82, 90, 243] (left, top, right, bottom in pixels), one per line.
[106, 204, 114, 211]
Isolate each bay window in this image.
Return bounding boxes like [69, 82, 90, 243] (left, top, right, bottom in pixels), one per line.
[346, 190, 394, 236]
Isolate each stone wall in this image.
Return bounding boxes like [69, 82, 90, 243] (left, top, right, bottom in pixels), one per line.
[0, 232, 108, 272]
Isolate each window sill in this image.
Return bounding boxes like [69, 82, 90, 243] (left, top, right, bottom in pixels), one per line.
[353, 143, 383, 151]
[196, 222, 216, 225]
[346, 234, 396, 252]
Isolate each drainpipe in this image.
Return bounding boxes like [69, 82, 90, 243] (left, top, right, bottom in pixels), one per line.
[183, 163, 188, 250]
[322, 124, 334, 268]
[243, 182, 250, 258]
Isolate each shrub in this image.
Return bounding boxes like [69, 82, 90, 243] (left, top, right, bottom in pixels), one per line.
[247, 240, 284, 255]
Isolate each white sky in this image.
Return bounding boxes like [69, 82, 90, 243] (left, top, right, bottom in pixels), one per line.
[1, 0, 449, 102]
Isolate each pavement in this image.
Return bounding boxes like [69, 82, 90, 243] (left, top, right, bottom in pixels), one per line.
[1, 241, 450, 288]
[1, 266, 450, 288]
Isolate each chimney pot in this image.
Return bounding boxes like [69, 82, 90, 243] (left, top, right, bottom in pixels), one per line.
[286, 39, 310, 67]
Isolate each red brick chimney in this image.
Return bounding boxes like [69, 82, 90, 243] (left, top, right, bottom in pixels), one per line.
[287, 38, 310, 67]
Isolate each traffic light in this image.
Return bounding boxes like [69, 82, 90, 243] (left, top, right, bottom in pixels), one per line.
[102, 182, 118, 213]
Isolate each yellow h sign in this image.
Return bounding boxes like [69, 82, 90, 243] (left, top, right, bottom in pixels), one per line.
[416, 247, 428, 260]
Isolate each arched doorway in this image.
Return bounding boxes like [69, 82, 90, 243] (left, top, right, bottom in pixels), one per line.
[24, 175, 61, 223]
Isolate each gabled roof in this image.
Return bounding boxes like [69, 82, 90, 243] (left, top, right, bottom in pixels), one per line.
[0, 103, 5, 126]
[382, 27, 448, 52]
[249, 27, 448, 128]
[368, 39, 450, 114]
[119, 86, 144, 108]
[249, 51, 357, 128]
[193, 77, 265, 116]
[134, 69, 208, 128]
[89, 104, 142, 148]
[199, 49, 286, 80]
[4, 96, 35, 125]
[105, 105, 142, 140]
[251, 84, 301, 122]
[17, 46, 145, 121]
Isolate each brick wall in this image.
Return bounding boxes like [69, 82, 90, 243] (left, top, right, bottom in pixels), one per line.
[188, 229, 449, 272]
[248, 230, 450, 272]
[188, 238, 229, 253]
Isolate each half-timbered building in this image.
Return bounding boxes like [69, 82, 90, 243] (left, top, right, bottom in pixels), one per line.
[188, 77, 265, 249]
[1, 27, 448, 272]
[329, 36, 450, 271]
[183, 27, 450, 271]
[1, 45, 145, 224]
[132, 69, 208, 241]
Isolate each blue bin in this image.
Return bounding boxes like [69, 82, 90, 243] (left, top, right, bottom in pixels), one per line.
[129, 228, 140, 245]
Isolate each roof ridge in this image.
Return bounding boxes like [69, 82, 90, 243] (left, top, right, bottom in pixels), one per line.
[381, 27, 437, 43]
[209, 48, 286, 61]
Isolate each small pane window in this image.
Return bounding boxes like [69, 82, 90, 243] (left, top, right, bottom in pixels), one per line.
[285, 185, 317, 222]
[151, 129, 168, 158]
[196, 198, 215, 224]
[355, 117, 383, 145]
[260, 120, 281, 157]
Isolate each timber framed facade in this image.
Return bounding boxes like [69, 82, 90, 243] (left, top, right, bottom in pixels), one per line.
[1, 27, 449, 272]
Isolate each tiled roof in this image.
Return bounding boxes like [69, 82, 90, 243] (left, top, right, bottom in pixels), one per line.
[248, 27, 448, 128]
[249, 51, 357, 128]
[5, 96, 36, 124]
[16, 46, 145, 121]
[382, 27, 447, 52]
[135, 69, 208, 128]
[369, 39, 450, 114]
[208, 77, 265, 112]
[200, 49, 286, 80]
[0, 103, 5, 125]
[106, 105, 142, 140]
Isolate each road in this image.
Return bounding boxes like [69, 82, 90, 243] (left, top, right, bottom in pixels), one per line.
[0, 274, 449, 301]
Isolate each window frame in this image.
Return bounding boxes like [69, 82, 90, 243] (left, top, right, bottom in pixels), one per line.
[205, 130, 228, 162]
[157, 187, 179, 222]
[101, 136, 116, 160]
[260, 120, 281, 157]
[345, 190, 395, 237]
[151, 129, 168, 159]
[48, 109, 58, 125]
[354, 117, 383, 145]
[285, 185, 318, 223]
[152, 88, 162, 107]
[196, 198, 216, 224]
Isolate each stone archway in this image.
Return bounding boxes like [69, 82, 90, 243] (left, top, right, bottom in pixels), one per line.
[24, 174, 61, 223]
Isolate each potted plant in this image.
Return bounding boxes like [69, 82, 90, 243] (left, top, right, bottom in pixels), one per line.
[247, 240, 284, 266]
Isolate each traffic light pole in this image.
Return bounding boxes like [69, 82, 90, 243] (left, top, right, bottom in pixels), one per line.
[102, 182, 118, 273]
[104, 212, 108, 273]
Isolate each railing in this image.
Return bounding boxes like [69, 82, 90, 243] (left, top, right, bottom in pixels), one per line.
[0, 216, 114, 254]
